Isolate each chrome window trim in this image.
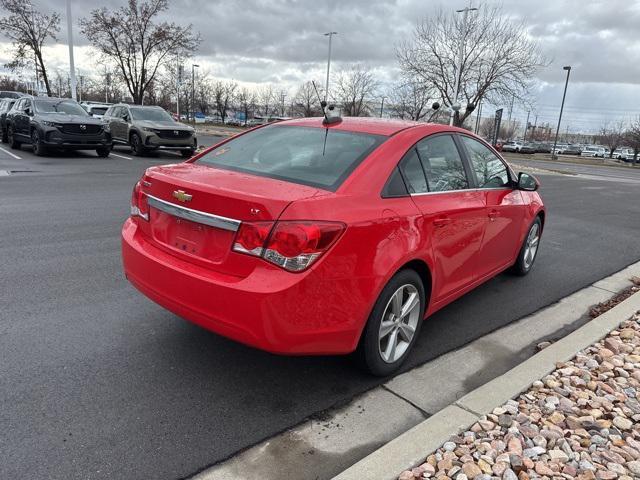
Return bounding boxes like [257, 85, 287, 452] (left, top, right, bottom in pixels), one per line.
[410, 187, 512, 197]
[145, 194, 241, 232]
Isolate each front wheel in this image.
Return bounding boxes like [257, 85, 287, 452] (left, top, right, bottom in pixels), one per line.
[130, 133, 145, 156]
[511, 217, 542, 276]
[1, 127, 7, 143]
[356, 269, 425, 376]
[31, 129, 47, 156]
[180, 148, 194, 158]
[96, 146, 112, 158]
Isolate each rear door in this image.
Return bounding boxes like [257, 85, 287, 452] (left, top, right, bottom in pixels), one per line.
[458, 134, 525, 276]
[402, 133, 486, 303]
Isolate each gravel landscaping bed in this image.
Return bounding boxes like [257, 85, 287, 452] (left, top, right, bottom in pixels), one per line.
[398, 309, 640, 480]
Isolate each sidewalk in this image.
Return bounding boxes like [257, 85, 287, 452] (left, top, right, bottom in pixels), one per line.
[333, 284, 640, 480]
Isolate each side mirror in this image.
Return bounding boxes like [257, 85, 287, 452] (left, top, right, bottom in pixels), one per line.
[24, 107, 32, 116]
[517, 172, 539, 191]
[123, 114, 130, 123]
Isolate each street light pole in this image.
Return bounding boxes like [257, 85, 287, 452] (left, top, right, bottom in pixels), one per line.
[450, 4, 478, 126]
[65, 0, 77, 100]
[523, 110, 530, 143]
[323, 32, 337, 103]
[552, 66, 571, 160]
[191, 64, 199, 123]
[380, 96, 386, 117]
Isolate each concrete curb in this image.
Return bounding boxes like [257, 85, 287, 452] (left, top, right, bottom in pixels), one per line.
[332, 289, 640, 480]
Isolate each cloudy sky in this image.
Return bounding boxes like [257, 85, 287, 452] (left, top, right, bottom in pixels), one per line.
[2, 0, 640, 133]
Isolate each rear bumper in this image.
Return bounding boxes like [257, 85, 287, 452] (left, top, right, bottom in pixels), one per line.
[121, 218, 364, 355]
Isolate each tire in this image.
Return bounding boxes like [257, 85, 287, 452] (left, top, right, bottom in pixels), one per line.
[511, 216, 542, 276]
[31, 129, 47, 156]
[130, 132, 145, 156]
[7, 125, 20, 150]
[180, 149, 194, 158]
[96, 146, 112, 158]
[1, 127, 7, 143]
[356, 269, 426, 376]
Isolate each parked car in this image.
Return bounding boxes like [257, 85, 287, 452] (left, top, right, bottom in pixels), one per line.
[103, 104, 197, 157]
[5, 96, 112, 157]
[551, 143, 569, 154]
[519, 143, 538, 154]
[613, 147, 634, 161]
[0, 90, 25, 99]
[581, 146, 606, 158]
[246, 118, 266, 127]
[81, 102, 111, 118]
[122, 117, 545, 375]
[501, 141, 522, 152]
[0, 97, 18, 142]
[563, 144, 582, 156]
[532, 142, 551, 153]
[225, 117, 242, 126]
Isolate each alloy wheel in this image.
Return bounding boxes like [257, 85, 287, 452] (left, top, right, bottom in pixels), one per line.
[378, 284, 421, 364]
[523, 223, 540, 269]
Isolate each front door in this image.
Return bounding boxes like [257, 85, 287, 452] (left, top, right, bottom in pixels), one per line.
[401, 134, 486, 303]
[458, 135, 526, 276]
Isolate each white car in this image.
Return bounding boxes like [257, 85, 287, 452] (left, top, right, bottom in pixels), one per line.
[581, 146, 606, 157]
[613, 147, 634, 161]
[82, 103, 111, 119]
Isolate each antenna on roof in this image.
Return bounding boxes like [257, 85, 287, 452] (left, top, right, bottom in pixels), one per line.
[312, 80, 341, 125]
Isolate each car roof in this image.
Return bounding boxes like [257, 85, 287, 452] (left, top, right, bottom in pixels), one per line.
[278, 116, 442, 137]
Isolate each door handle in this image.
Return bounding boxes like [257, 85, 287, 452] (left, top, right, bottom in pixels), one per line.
[488, 209, 499, 220]
[433, 217, 452, 227]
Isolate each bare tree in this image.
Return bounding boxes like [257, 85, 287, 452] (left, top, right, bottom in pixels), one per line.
[213, 80, 237, 123]
[334, 65, 379, 117]
[598, 120, 626, 158]
[291, 81, 323, 117]
[624, 116, 640, 164]
[80, 0, 200, 104]
[388, 80, 433, 121]
[257, 85, 275, 118]
[235, 87, 256, 125]
[0, 0, 59, 96]
[0, 74, 28, 92]
[397, 4, 546, 127]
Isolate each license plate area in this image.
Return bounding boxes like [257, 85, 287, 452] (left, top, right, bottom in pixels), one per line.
[150, 209, 234, 263]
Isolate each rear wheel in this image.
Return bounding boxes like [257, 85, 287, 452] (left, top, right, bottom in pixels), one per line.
[356, 269, 425, 376]
[96, 146, 112, 158]
[130, 132, 145, 156]
[7, 125, 20, 150]
[511, 217, 542, 276]
[31, 129, 47, 156]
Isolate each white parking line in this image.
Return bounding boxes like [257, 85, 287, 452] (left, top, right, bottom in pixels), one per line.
[0, 146, 21, 160]
[111, 153, 132, 160]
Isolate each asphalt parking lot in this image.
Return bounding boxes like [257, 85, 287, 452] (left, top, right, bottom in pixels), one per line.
[2, 140, 640, 479]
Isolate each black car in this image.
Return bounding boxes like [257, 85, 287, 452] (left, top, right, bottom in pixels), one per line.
[563, 144, 582, 156]
[6, 97, 112, 157]
[0, 98, 18, 142]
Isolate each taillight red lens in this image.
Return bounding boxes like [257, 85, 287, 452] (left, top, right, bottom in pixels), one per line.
[130, 181, 149, 221]
[232, 221, 345, 272]
[232, 222, 274, 255]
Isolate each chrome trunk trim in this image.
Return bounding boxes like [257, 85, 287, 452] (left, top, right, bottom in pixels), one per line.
[146, 194, 241, 232]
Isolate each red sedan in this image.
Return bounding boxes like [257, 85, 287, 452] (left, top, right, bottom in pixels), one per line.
[122, 117, 544, 375]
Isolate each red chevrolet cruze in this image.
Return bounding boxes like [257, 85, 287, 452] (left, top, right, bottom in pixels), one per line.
[122, 117, 544, 375]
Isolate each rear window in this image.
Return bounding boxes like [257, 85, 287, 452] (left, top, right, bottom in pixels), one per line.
[196, 125, 386, 190]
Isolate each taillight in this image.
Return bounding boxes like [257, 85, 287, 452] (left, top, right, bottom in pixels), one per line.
[232, 221, 345, 272]
[130, 181, 149, 221]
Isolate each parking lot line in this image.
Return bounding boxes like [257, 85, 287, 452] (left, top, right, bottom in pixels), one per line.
[0, 146, 22, 160]
[111, 153, 132, 160]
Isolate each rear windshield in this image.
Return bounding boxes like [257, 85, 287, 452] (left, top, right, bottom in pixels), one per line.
[196, 125, 386, 190]
[90, 107, 108, 115]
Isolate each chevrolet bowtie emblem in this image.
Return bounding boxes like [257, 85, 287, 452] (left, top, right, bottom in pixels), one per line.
[172, 190, 192, 202]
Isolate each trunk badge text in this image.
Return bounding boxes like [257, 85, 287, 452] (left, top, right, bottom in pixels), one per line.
[172, 190, 193, 202]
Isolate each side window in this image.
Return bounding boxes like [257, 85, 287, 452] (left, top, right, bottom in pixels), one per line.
[461, 136, 510, 188]
[398, 148, 428, 194]
[382, 167, 409, 198]
[23, 99, 32, 112]
[416, 135, 469, 192]
[14, 99, 23, 111]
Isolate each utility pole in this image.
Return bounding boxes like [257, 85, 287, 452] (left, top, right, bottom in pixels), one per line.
[66, 0, 77, 100]
[523, 110, 530, 143]
[191, 64, 199, 123]
[323, 32, 337, 103]
[280, 91, 286, 117]
[78, 75, 84, 102]
[474, 98, 483, 134]
[105, 72, 111, 103]
[176, 62, 183, 119]
[450, 3, 478, 126]
[380, 96, 386, 117]
[551, 66, 572, 159]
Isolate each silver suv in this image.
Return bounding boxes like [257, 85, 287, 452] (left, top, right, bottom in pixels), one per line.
[103, 104, 197, 157]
